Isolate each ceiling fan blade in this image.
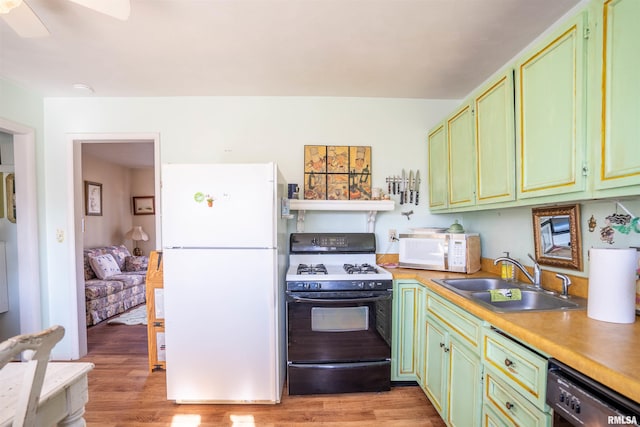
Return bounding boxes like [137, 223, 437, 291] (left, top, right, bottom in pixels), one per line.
[68, 0, 130, 21]
[1, 1, 49, 38]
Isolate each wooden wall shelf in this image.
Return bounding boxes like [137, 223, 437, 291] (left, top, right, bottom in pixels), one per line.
[288, 199, 395, 232]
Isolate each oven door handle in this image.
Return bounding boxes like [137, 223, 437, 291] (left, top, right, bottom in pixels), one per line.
[289, 295, 391, 304]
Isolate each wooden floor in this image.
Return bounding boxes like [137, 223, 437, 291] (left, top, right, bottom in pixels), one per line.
[80, 322, 446, 427]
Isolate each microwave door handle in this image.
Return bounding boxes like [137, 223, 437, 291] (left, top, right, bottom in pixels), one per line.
[443, 235, 449, 271]
[289, 295, 391, 304]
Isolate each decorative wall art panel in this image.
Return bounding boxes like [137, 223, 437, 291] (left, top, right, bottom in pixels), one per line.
[303, 145, 371, 200]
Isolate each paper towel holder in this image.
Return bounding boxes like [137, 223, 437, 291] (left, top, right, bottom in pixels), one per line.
[532, 204, 583, 271]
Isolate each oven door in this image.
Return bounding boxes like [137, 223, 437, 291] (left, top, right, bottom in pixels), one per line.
[286, 290, 392, 395]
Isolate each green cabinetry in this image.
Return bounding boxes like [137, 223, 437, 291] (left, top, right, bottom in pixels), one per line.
[392, 279, 556, 427]
[475, 71, 516, 205]
[428, 124, 448, 211]
[392, 280, 424, 381]
[447, 103, 476, 208]
[423, 291, 483, 427]
[515, 12, 588, 199]
[427, 0, 640, 212]
[481, 327, 551, 427]
[592, 0, 640, 193]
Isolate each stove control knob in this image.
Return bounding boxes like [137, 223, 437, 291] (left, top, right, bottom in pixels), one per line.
[358, 282, 364, 288]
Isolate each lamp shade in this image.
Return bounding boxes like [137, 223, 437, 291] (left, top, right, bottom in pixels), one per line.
[124, 226, 149, 242]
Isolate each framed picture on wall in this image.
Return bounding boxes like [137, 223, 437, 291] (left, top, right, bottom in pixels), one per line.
[133, 196, 155, 215]
[84, 181, 102, 216]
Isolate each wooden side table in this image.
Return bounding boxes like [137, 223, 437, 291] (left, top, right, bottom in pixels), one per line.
[146, 250, 166, 371]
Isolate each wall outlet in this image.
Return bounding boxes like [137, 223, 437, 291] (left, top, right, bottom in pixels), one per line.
[388, 229, 397, 243]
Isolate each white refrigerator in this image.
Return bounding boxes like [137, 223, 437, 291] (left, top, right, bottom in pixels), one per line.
[161, 163, 287, 404]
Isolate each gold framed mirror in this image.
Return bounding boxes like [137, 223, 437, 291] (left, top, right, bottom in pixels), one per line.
[532, 204, 582, 270]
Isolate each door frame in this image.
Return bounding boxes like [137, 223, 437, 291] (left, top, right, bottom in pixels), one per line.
[0, 117, 42, 335]
[70, 132, 161, 357]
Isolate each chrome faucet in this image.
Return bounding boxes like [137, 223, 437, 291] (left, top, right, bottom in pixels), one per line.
[555, 273, 572, 297]
[493, 253, 542, 288]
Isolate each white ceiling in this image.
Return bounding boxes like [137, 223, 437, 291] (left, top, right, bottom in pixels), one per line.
[1, 0, 582, 99]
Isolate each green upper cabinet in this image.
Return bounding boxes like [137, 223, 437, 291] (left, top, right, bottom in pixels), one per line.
[593, 0, 640, 192]
[474, 70, 517, 205]
[428, 123, 449, 211]
[447, 103, 476, 208]
[515, 11, 588, 199]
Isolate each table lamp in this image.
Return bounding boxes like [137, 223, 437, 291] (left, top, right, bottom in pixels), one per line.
[124, 226, 149, 256]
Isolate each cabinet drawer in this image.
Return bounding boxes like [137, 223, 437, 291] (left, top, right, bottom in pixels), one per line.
[482, 402, 514, 427]
[484, 371, 551, 427]
[483, 328, 548, 409]
[427, 292, 481, 349]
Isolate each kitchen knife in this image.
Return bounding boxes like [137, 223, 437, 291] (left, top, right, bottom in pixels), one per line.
[415, 170, 421, 205]
[399, 169, 405, 205]
[409, 170, 414, 203]
[404, 171, 408, 204]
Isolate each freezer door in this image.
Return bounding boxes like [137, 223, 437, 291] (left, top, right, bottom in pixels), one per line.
[162, 163, 277, 248]
[163, 248, 284, 403]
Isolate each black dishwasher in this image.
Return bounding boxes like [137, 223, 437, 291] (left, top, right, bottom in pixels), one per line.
[547, 358, 640, 426]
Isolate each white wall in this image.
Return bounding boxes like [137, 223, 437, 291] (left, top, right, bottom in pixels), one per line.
[0, 79, 44, 341]
[43, 96, 458, 358]
[462, 198, 640, 278]
[130, 168, 156, 256]
[82, 152, 133, 248]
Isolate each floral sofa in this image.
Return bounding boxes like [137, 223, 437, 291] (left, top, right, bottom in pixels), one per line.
[83, 245, 148, 326]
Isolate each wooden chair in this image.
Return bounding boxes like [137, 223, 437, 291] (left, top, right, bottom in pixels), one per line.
[0, 325, 65, 427]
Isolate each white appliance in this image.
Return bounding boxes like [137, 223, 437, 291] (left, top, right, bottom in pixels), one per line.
[398, 230, 481, 273]
[161, 163, 287, 404]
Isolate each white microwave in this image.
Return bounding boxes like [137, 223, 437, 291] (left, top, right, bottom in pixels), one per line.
[398, 232, 481, 273]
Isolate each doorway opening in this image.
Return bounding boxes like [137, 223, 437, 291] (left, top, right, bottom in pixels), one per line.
[72, 134, 160, 356]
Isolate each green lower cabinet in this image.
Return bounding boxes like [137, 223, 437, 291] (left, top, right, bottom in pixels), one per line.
[483, 370, 552, 427]
[392, 281, 423, 381]
[482, 327, 552, 427]
[424, 314, 482, 427]
[424, 317, 448, 414]
[482, 403, 513, 427]
[399, 284, 554, 427]
[448, 335, 483, 427]
[414, 285, 426, 388]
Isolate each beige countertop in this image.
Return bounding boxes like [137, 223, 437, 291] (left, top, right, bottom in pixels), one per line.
[391, 268, 640, 404]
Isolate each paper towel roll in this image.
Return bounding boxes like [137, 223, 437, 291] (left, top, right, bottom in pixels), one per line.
[587, 248, 637, 324]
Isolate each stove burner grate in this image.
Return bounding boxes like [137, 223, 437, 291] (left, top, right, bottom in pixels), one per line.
[297, 264, 327, 275]
[343, 263, 379, 274]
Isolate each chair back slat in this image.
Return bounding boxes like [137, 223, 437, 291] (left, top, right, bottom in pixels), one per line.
[0, 325, 65, 427]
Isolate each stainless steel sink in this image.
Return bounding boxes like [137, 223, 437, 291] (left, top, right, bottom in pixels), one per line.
[435, 277, 514, 292]
[432, 277, 587, 313]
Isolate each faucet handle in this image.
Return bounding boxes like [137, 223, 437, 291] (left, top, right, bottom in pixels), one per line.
[527, 253, 538, 266]
[555, 273, 572, 296]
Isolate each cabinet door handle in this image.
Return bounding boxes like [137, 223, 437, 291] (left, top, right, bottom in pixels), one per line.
[504, 358, 514, 367]
[443, 347, 449, 353]
[440, 342, 445, 348]
[505, 401, 514, 410]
